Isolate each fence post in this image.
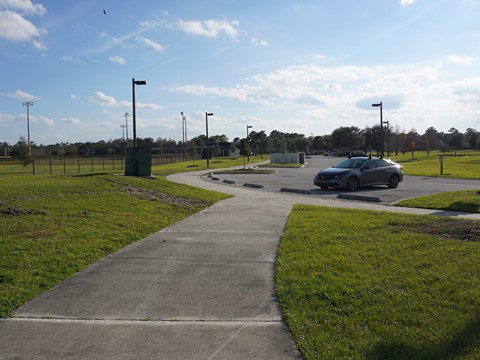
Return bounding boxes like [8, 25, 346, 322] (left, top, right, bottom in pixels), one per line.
[32, 159, 35, 175]
[91, 158, 94, 172]
[63, 158, 66, 174]
[103, 158, 105, 170]
[50, 161, 52, 175]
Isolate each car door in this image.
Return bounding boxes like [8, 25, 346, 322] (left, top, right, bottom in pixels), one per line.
[359, 159, 377, 185]
[374, 159, 391, 184]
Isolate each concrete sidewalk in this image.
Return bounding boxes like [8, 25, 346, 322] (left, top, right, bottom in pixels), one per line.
[0, 172, 302, 359]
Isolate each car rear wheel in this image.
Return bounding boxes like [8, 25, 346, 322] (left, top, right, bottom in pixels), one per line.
[388, 174, 399, 188]
[346, 177, 359, 191]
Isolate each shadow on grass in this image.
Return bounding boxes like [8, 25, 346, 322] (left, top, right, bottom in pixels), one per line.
[367, 316, 480, 360]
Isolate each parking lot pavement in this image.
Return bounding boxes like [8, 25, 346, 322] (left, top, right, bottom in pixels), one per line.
[205, 156, 480, 205]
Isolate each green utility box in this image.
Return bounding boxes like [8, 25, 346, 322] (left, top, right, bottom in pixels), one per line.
[125, 146, 152, 177]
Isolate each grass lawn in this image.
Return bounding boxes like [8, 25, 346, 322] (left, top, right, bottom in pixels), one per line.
[396, 190, 480, 213]
[151, 155, 269, 176]
[0, 173, 230, 318]
[389, 150, 480, 179]
[277, 205, 480, 359]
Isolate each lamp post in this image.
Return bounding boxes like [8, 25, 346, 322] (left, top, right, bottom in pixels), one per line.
[120, 124, 126, 155]
[247, 125, 252, 162]
[205, 112, 213, 168]
[22, 101, 33, 157]
[124, 112, 129, 145]
[132, 78, 146, 148]
[384, 120, 390, 157]
[372, 101, 384, 158]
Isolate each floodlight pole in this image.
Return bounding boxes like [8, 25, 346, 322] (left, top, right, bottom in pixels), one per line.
[22, 101, 33, 157]
[205, 112, 213, 168]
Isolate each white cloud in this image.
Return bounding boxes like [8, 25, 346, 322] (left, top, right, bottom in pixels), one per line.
[0, 113, 15, 123]
[176, 19, 239, 38]
[29, 115, 54, 126]
[1, 89, 38, 100]
[447, 54, 476, 65]
[136, 36, 165, 52]
[251, 37, 268, 47]
[62, 55, 83, 64]
[399, 0, 416, 6]
[89, 91, 163, 110]
[0, 9, 43, 41]
[61, 117, 81, 125]
[108, 55, 126, 64]
[169, 62, 480, 135]
[32, 39, 46, 50]
[0, 0, 46, 16]
[70, 94, 79, 101]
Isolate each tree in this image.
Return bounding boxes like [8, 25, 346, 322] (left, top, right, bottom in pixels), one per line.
[465, 128, 478, 150]
[448, 128, 465, 150]
[423, 127, 439, 155]
[330, 126, 364, 153]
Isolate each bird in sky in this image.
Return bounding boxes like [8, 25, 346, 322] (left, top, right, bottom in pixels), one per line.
[103, 10, 106, 15]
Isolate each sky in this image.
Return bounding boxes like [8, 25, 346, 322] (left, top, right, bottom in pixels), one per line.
[1, 0, 480, 146]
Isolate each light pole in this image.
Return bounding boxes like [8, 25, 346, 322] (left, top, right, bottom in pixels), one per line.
[120, 124, 126, 154]
[372, 101, 384, 158]
[22, 101, 33, 157]
[384, 120, 390, 157]
[124, 112, 129, 145]
[247, 125, 252, 162]
[132, 78, 146, 148]
[205, 112, 213, 168]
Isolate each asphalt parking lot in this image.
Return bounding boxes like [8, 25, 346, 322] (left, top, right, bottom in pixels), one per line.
[206, 155, 480, 205]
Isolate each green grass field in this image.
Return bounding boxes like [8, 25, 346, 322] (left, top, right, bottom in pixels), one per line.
[0, 173, 230, 318]
[277, 205, 480, 359]
[389, 150, 480, 179]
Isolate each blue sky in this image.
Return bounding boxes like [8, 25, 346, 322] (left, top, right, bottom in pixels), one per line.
[1, 0, 480, 145]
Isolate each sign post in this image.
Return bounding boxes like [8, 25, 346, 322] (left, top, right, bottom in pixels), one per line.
[439, 154, 444, 175]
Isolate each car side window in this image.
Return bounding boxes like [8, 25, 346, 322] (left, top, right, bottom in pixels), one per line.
[363, 160, 375, 168]
[376, 159, 389, 167]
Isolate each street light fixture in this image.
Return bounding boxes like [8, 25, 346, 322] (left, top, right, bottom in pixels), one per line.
[372, 101, 384, 158]
[246, 125, 252, 162]
[132, 78, 146, 148]
[22, 101, 33, 157]
[205, 112, 213, 168]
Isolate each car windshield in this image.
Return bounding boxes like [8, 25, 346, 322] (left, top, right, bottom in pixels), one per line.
[334, 159, 367, 169]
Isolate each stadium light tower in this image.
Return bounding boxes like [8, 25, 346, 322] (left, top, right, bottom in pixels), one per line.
[22, 101, 33, 156]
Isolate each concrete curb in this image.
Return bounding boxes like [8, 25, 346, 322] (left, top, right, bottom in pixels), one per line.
[280, 188, 312, 195]
[337, 194, 382, 202]
[243, 183, 264, 189]
[223, 179, 236, 184]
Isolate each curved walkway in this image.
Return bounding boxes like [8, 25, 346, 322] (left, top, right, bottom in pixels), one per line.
[1, 169, 479, 360]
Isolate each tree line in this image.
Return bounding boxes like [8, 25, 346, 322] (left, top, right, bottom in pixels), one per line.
[1, 125, 479, 160]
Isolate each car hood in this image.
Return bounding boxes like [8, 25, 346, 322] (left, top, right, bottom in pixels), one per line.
[316, 167, 352, 176]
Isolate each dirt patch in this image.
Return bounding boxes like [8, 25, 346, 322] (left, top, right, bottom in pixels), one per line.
[125, 187, 212, 207]
[417, 219, 480, 242]
[392, 218, 480, 242]
[1, 207, 48, 216]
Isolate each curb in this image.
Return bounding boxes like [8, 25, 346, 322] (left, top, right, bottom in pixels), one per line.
[243, 183, 264, 189]
[280, 188, 312, 195]
[337, 194, 382, 202]
[223, 179, 236, 184]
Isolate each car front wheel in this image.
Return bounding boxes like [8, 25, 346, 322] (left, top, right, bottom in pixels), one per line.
[346, 177, 359, 191]
[388, 175, 399, 188]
